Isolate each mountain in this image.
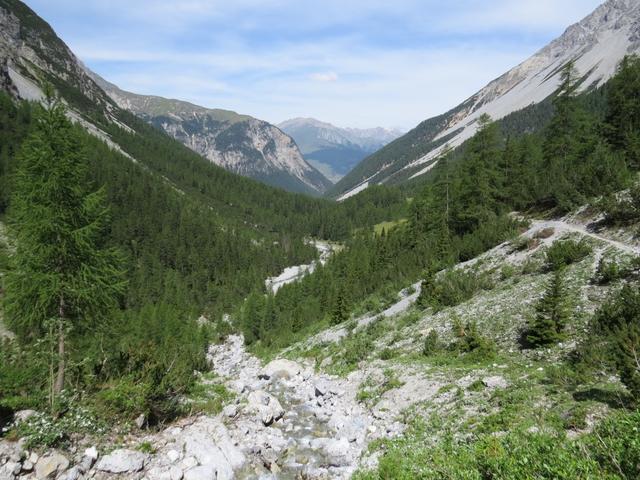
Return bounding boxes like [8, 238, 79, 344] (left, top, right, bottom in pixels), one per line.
[87, 75, 332, 196]
[279, 117, 402, 182]
[331, 0, 640, 200]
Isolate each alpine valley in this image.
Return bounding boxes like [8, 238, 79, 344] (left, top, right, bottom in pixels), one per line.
[1, 1, 640, 480]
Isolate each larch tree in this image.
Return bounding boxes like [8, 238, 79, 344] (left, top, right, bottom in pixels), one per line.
[4, 96, 126, 402]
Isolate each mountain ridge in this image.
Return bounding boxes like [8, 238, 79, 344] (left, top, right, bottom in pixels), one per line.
[278, 117, 402, 182]
[332, 0, 640, 199]
[87, 71, 332, 196]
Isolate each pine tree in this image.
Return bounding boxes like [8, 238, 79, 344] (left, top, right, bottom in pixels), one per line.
[542, 61, 598, 210]
[4, 97, 126, 399]
[605, 55, 640, 168]
[331, 287, 350, 326]
[526, 270, 571, 347]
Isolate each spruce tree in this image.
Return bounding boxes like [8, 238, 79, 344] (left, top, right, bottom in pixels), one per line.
[4, 97, 126, 398]
[331, 287, 349, 326]
[605, 55, 640, 168]
[526, 269, 571, 347]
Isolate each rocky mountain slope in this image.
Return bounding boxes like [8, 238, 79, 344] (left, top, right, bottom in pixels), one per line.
[279, 118, 402, 182]
[90, 75, 332, 196]
[332, 0, 640, 200]
[2, 207, 636, 479]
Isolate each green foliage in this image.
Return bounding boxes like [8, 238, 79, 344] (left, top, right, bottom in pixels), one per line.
[545, 239, 592, 271]
[454, 321, 497, 361]
[4, 99, 127, 338]
[422, 330, 441, 356]
[525, 270, 571, 348]
[356, 410, 640, 480]
[591, 286, 640, 400]
[595, 257, 624, 285]
[418, 267, 494, 312]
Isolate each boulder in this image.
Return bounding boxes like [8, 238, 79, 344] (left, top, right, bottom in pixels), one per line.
[34, 452, 69, 479]
[135, 413, 147, 429]
[323, 437, 352, 467]
[166, 449, 181, 463]
[83, 446, 98, 461]
[482, 376, 508, 389]
[95, 449, 147, 473]
[13, 409, 37, 424]
[260, 359, 301, 381]
[246, 390, 285, 426]
[183, 465, 216, 480]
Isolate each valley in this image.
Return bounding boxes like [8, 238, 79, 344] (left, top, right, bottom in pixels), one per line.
[1, 0, 640, 479]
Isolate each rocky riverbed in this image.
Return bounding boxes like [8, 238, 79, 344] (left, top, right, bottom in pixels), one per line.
[0, 334, 416, 480]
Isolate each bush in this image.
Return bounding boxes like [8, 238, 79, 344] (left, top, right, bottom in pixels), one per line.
[418, 268, 494, 312]
[594, 257, 624, 284]
[592, 285, 640, 400]
[423, 330, 441, 356]
[524, 270, 571, 348]
[455, 321, 497, 361]
[545, 239, 592, 271]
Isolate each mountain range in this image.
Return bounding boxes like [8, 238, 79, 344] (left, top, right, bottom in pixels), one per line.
[278, 118, 403, 182]
[89, 74, 333, 196]
[0, 0, 333, 196]
[331, 0, 640, 200]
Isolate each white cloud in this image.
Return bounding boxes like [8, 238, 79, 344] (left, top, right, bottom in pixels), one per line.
[309, 72, 339, 82]
[27, 0, 607, 128]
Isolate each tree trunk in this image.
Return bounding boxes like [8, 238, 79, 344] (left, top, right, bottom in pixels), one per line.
[54, 297, 66, 395]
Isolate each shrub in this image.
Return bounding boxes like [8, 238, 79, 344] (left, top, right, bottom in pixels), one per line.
[594, 257, 625, 284]
[455, 321, 497, 361]
[525, 270, 572, 348]
[545, 239, 592, 271]
[592, 285, 640, 400]
[423, 330, 441, 356]
[418, 268, 494, 312]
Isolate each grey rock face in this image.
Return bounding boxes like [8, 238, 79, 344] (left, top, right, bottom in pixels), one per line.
[95, 449, 147, 474]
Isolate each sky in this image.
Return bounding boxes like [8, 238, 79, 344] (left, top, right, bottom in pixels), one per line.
[25, 0, 603, 130]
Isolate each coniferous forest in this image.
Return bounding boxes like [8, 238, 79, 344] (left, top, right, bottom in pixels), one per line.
[1, 0, 640, 477]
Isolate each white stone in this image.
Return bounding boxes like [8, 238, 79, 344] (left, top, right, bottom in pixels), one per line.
[482, 376, 508, 389]
[34, 452, 69, 479]
[183, 465, 216, 480]
[84, 446, 98, 461]
[95, 449, 147, 473]
[166, 449, 181, 463]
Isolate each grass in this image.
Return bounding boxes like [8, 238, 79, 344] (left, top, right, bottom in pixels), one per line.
[374, 218, 408, 235]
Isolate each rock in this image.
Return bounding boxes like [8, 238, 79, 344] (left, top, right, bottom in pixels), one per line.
[22, 460, 34, 472]
[222, 404, 238, 418]
[13, 409, 37, 424]
[183, 465, 216, 480]
[62, 466, 81, 480]
[135, 413, 147, 429]
[34, 452, 69, 479]
[6, 461, 21, 476]
[28, 452, 40, 464]
[166, 449, 181, 463]
[482, 376, 508, 389]
[169, 465, 184, 480]
[324, 438, 352, 467]
[181, 457, 198, 470]
[147, 466, 184, 480]
[246, 390, 285, 426]
[95, 449, 147, 474]
[260, 359, 301, 381]
[84, 447, 98, 462]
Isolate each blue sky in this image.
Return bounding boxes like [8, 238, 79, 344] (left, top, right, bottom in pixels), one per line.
[25, 0, 603, 129]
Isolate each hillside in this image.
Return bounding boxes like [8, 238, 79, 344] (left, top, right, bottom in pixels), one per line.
[90, 74, 332, 196]
[278, 118, 402, 183]
[332, 0, 640, 199]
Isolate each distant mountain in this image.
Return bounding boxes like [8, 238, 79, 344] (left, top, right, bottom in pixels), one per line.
[278, 118, 402, 182]
[89, 75, 332, 196]
[331, 0, 640, 200]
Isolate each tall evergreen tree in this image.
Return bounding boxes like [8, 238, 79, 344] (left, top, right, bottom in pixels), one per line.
[605, 55, 640, 168]
[526, 270, 571, 347]
[4, 97, 126, 398]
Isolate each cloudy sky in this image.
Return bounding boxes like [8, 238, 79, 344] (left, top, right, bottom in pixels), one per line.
[25, 0, 603, 129]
